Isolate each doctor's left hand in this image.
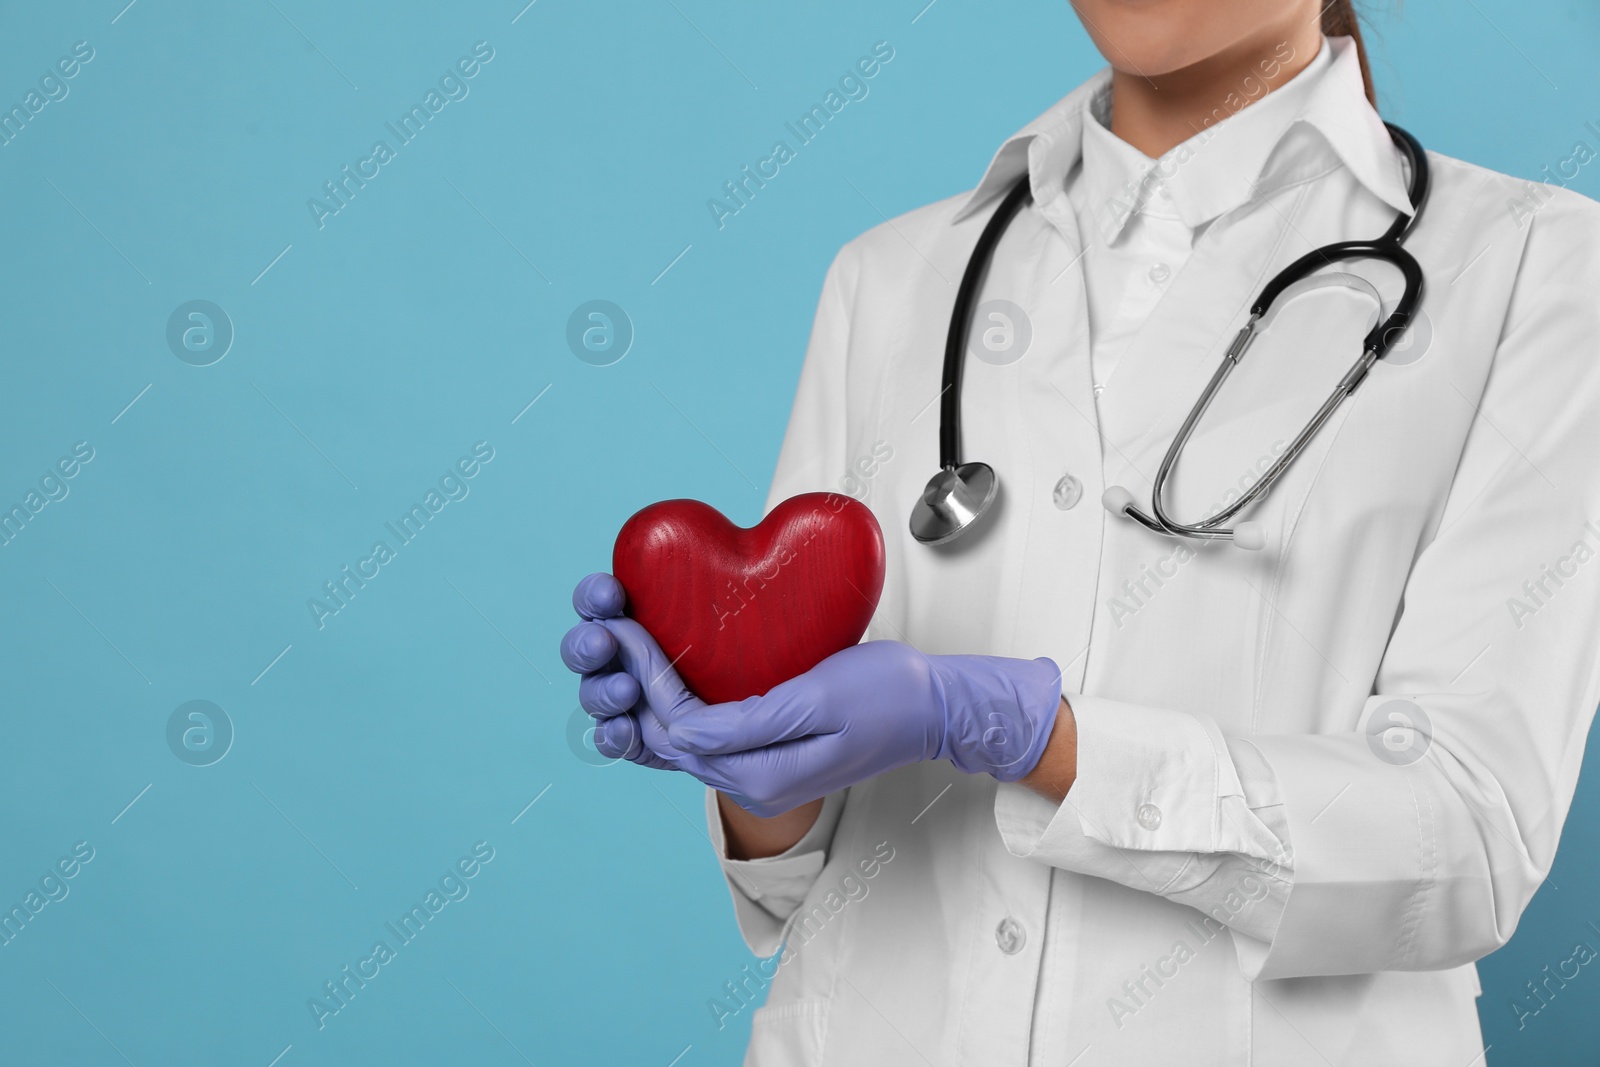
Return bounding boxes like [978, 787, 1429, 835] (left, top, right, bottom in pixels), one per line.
[560, 574, 1065, 817]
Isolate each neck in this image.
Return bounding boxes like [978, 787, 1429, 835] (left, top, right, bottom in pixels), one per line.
[1108, 23, 1325, 159]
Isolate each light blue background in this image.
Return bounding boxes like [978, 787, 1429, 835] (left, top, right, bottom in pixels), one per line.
[0, 1, 1596, 1064]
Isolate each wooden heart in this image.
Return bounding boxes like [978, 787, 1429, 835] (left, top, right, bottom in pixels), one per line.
[612, 493, 885, 704]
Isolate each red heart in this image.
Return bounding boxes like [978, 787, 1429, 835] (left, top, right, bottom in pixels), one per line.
[612, 493, 885, 705]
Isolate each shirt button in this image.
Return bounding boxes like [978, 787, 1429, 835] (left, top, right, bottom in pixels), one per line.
[1156, 184, 1172, 201]
[1137, 803, 1163, 831]
[1052, 473, 1083, 510]
[995, 917, 1026, 955]
[1092, 383, 1104, 397]
[1149, 262, 1171, 284]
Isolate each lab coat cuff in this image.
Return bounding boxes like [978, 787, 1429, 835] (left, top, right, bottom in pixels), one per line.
[994, 780, 1195, 892]
[993, 693, 1233, 889]
[1062, 691, 1244, 851]
[707, 788, 846, 957]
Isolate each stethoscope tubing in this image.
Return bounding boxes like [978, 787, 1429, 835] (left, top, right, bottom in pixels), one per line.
[924, 120, 1432, 548]
[1138, 121, 1430, 541]
[921, 122, 1433, 550]
[938, 176, 1034, 471]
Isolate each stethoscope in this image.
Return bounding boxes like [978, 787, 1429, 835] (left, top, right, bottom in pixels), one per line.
[909, 122, 1431, 550]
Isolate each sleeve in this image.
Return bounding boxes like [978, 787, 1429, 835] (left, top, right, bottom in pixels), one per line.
[996, 190, 1600, 980]
[995, 705, 1293, 946]
[709, 244, 861, 950]
[708, 787, 849, 956]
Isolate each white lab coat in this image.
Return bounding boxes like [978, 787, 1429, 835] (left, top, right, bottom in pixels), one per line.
[706, 36, 1600, 1067]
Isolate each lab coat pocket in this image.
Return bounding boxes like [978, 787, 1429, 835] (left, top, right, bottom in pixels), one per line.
[744, 999, 827, 1067]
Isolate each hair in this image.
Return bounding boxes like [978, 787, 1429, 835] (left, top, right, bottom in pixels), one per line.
[1322, 0, 1377, 107]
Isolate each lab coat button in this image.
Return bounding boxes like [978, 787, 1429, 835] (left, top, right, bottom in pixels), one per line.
[1149, 262, 1171, 284]
[1053, 474, 1083, 510]
[1137, 803, 1163, 830]
[995, 917, 1026, 955]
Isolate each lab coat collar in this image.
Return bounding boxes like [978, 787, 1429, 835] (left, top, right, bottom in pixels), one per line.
[953, 67, 1110, 225]
[953, 35, 1414, 229]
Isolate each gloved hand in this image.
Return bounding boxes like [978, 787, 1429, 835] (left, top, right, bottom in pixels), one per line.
[560, 572, 1063, 816]
[559, 572, 679, 772]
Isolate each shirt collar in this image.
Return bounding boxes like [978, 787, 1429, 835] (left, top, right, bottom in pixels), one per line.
[953, 36, 1414, 231]
[1079, 37, 1334, 242]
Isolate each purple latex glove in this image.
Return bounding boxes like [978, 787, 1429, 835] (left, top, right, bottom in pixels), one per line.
[559, 572, 678, 771]
[560, 573, 1063, 816]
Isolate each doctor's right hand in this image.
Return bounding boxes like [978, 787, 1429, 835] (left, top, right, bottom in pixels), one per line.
[561, 572, 833, 857]
[559, 572, 684, 772]
[559, 572, 1065, 818]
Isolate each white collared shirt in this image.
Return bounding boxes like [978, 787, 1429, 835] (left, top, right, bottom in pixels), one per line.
[1072, 39, 1334, 391]
[705, 34, 1600, 1066]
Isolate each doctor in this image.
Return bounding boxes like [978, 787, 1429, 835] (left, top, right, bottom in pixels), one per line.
[562, 0, 1600, 1063]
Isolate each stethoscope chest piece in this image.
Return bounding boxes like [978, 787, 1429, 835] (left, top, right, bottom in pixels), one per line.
[909, 462, 998, 546]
